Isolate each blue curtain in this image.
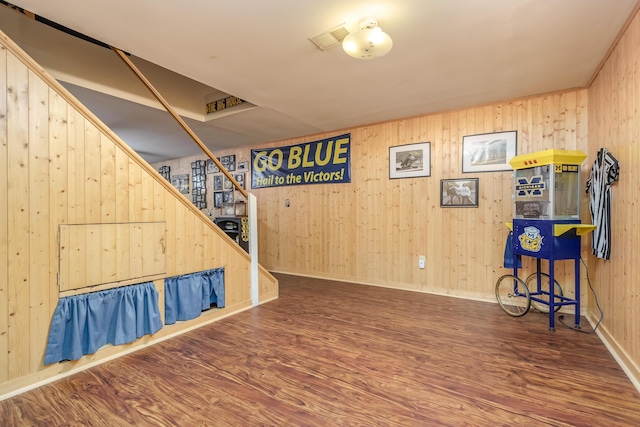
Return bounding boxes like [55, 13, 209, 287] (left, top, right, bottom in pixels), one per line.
[164, 268, 225, 325]
[44, 282, 162, 365]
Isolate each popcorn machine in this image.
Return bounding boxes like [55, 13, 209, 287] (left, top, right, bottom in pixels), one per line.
[496, 149, 595, 330]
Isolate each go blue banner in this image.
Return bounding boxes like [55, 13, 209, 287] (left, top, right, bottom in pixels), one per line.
[251, 134, 351, 188]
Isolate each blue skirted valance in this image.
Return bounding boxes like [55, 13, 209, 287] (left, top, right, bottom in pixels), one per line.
[44, 282, 162, 365]
[164, 267, 225, 325]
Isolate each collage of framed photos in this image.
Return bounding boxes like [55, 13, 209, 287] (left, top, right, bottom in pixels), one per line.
[191, 160, 207, 209]
[207, 155, 249, 215]
[389, 130, 517, 209]
[160, 154, 249, 215]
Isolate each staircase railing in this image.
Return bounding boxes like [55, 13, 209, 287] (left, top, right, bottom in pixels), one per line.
[111, 48, 248, 199]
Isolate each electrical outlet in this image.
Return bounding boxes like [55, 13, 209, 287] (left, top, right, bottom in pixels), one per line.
[419, 255, 425, 269]
[285, 199, 290, 207]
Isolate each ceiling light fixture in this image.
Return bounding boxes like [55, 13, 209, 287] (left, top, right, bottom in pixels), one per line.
[342, 17, 393, 60]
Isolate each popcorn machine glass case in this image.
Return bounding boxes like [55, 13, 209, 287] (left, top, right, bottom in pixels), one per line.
[513, 162, 581, 221]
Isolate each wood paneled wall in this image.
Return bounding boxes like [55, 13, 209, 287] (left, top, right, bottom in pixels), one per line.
[588, 7, 640, 383]
[160, 91, 591, 299]
[246, 93, 588, 300]
[165, 94, 592, 308]
[0, 31, 278, 397]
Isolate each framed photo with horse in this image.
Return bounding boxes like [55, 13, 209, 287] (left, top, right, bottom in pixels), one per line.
[389, 142, 431, 179]
[440, 178, 479, 207]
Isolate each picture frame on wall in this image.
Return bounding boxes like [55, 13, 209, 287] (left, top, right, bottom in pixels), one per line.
[389, 142, 431, 179]
[170, 174, 189, 194]
[223, 176, 233, 190]
[157, 165, 170, 182]
[234, 173, 245, 189]
[213, 191, 223, 208]
[206, 159, 220, 174]
[222, 203, 235, 216]
[234, 201, 247, 216]
[237, 160, 249, 172]
[213, 175, 223, 191]
[462, 130, 517, 173]
[440, 178, 479, 208]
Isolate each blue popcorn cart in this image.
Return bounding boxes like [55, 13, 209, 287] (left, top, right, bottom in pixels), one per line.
[496, 149, 595, 330]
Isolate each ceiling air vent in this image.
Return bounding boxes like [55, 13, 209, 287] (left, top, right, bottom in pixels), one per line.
[308, 24, 350, 51]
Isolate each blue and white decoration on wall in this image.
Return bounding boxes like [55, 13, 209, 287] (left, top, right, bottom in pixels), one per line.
[251, 134, 351, 188]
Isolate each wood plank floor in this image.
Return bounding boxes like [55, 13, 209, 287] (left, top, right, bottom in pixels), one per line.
[2, 273, 640, 426]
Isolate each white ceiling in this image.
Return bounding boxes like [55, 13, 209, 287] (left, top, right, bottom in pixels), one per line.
[1, 1, 638, 163]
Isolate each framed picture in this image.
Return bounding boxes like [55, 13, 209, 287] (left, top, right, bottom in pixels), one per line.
[235, 201, 247, 216]
[170, 174, 189, 194]
[237, 160, 249, 172]
[213, 175, 223, 191]
[462, 130, 517, 173]
[234, 173, 245, 189]
[223, 176, 233, 190]
[157, 165, 170, 182]
[389, 142, 431, 179]
[440, 178, 479, 208]
[207, 159, 220, 174]
[213, 191, 223, 208]
[222, 203, 235, 216]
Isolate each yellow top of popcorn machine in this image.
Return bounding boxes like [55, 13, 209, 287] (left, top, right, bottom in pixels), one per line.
[509, 149, 587, 221]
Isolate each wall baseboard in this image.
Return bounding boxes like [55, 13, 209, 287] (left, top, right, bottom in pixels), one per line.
[269, 269, 587, 313]
[586, 312, 640, 393]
